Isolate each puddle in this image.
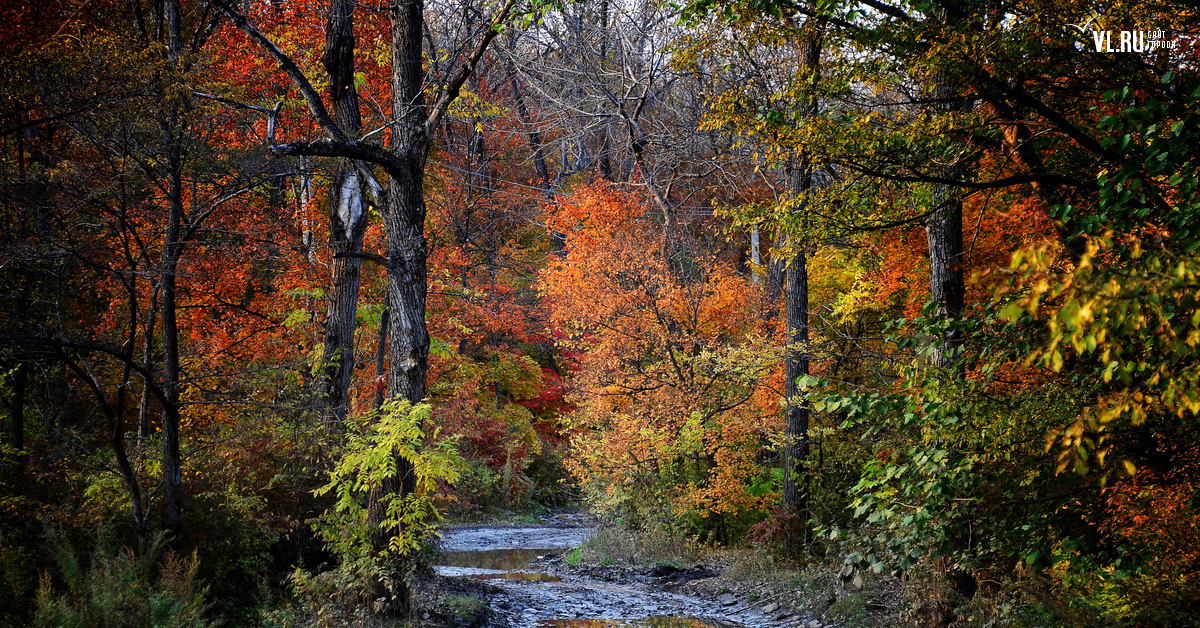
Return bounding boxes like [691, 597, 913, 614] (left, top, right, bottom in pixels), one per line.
[539, 618, 740, 628]
[439, 548, 558, 571]
[436, 525, 771, 628]
[469, 571, 562, 582]
[441, 526, 588, 551]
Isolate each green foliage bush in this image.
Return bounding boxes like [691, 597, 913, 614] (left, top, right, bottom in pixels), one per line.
[33, 529, 215, 628]
[290, 400, 464, 618]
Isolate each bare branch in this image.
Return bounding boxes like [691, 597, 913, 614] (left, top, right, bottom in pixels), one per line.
[426, 0, 517, 138]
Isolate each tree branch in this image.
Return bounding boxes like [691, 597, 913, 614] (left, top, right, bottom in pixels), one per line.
[425, 0, 517, 138]
[207, 0, 346, 142]
[270, 140, 407, 180]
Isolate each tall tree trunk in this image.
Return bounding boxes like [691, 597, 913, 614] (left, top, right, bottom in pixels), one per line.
[781, 170, 811, 550]
[384, 2, 429, 409]
[780, 23, 822, 549]
[362, 0, 430, 615]
[137, 283, 158, 441]
[926, 6, 966, 372]
[925, 181, 965, 369]
[160, 0, 185, 537]
[320, 0, 369, 426]
[161, 159, 185, 537]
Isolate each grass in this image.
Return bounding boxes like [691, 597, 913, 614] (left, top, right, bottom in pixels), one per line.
[576, 524, 700, 566]
[444, 594, 487, 623]
[565, 548, 584, 565]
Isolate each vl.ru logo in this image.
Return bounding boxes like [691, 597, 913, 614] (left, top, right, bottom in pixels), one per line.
[1068, 11, 1176, 53]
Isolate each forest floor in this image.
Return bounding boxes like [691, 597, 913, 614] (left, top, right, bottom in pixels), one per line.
[413, 513, 898, 628]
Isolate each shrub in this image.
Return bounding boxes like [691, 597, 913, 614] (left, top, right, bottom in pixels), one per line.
[33, 529, 215, 628]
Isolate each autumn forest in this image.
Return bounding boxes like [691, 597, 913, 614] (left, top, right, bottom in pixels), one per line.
[1, 0, 1198, 626]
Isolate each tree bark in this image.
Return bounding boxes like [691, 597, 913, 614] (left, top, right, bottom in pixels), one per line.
[319, 0, 369, 426]
[160, 0, 186, 537]
[925, 180, 965, 370]
[780, 23, 822, 549]
[925, 5, 966, 372]
[160, 154, 185, 537]
[362, 0, 430, 615]
[137, 283, 158, 441]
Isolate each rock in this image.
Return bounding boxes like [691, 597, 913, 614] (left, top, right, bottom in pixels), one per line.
[806, 621, 822, 628]
[718, 592, 738, 606]
[763, 603, 780, 613]
[422, 612, 430, 620]
[651, 563, 680, 578]
[773, 613, 792, 621]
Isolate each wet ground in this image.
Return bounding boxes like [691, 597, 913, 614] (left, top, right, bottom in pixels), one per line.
[434, 518, 828, 628]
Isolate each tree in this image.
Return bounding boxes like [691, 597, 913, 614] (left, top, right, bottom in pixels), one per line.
[543, 183, 777, 539]
[211, 0, 517, 613]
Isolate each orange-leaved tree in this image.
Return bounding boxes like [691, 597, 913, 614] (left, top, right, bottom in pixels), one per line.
[542, 182, 777, 540]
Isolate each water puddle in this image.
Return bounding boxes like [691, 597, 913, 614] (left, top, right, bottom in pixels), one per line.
[540, 618, 739, 628]
[469, 571, 562, 582]
[440, 548, 558, 571]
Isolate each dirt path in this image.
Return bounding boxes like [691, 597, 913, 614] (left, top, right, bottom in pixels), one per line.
[435, 519, 829, 628]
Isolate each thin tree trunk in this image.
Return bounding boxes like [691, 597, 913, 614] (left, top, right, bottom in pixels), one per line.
[8, 362, 26, 478]
[138, 283, 159, 441]
[114, 358, 147, 540]
[373, 304, 390, 410]
[161, 162, 185, 537]
[781, 182, 811, 548]
[64, 353, 148, 539]
[159, 0, 186, 538]
[750, 226, 761, 283]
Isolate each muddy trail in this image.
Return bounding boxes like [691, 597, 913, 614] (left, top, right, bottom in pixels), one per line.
[433, 516, 831, 628]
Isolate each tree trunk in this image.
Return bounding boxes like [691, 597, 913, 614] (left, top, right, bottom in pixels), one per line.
[137, 283, 158, 441]
[781, 241, 810, 524]
[925, 8, 966, 372]
[362, 0, 430, 615]
[925, 185, 965, 369]
[159, 0, 186, 539]
[319, 0, 369, 426]
[7, 362, 26, 478]
[161, 159, 185, 537]
[373, 304, 390, 410]
[780, 23, 822, 549]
